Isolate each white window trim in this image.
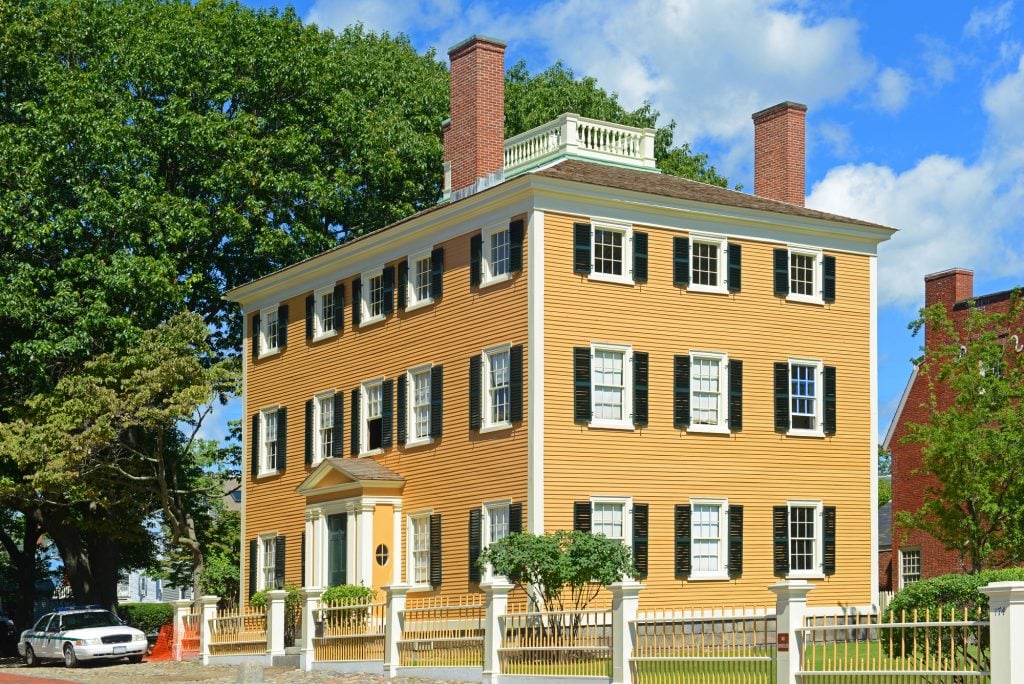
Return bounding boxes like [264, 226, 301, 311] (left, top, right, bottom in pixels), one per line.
[899, 547, 922, 589]
[689, 498, 729, 581]
[589, 221, 634, 285]
[688, 350, 730, 434]
[481, 499, 513, 582]
[787, 500, 824, 580]
[406, 364, 434, 448]
[312, 391, 335, 465]
[360, 266, 386, 327]
[406, 250, 435, 312]
[480, 224, 513, 288]
[406, 511, 433, 591]
[788, 357, 825, 438]
[589, 342, 634, 431]
[259, 306, 281, 358]
[688, 234, 729, 295]
[590, 495, 633, 548]
[313, 285, 338, 341]
[257, 532, 277, 591]
[481, 343, 513, 433]
[360, 378, 385, 457]
[787, 246, 824, 305]
[258, 406, 280, 477]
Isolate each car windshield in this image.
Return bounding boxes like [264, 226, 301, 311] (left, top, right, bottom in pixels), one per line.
[60, 611, 122, 630]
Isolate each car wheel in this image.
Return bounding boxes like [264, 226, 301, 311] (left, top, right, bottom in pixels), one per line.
[24, 644, 38, 667]
[63, 643, 79, 668]
[128, 654, 143, 664]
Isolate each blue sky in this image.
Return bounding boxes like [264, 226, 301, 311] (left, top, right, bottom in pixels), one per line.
[207, 0, 1024, 442]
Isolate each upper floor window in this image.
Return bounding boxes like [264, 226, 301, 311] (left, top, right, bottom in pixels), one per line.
[365, 271, 385, 323]
[315, 393, 334, 463]
[408, 252, 433, 309]
[690, 235, 728, 294]
[483, 346, 511, 429]
[790, 360, 822, 434]
[590, 343, 633, 430]
[590, 222, 633, 285]
[260, 407, 279, 473]
[314, 287, 336, 338]
[775, 246, 827, 304]
[481, 225, 511, 286]
[260, 307, 280, 356]
[690, 351, 728, 433]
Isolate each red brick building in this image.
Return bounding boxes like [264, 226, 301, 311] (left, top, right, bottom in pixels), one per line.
[884, 268, 1022, 588]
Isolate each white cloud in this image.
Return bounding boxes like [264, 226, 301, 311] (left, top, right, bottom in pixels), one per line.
[983, 54, 1024, 143]
[872, 67, 912, 114]
[964, 1, 1014, 38]
[307, 0, 461, 37]
[816, 121, 855, 159]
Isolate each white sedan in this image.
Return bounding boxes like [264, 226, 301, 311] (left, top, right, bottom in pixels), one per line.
[19, 608, 147, 667]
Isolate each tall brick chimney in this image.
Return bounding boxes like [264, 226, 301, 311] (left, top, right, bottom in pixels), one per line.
[752, 101, 807, 206]
[444, 35, 506, 200]
[923, 268, 973, 349]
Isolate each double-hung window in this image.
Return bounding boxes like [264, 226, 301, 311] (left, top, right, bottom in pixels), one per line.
[690, 500, 728, 579]
[408, 252, 433, 309]
[409, 514, 431, 587]
[481, 501, 511, 580]
[788, 502, 822, 577]
[481, 225, 511, 286]
[362, 380, 383, 453]
[482, 345, 511, 430]
[690, 351, 728, 433]
[260, 535, 276, 590]
[260, 407, 279, 473]
[314, 287, 336, 338]
[590, 497, 631, 546]
[689, 235, 728, 293]
[314, 393, 334, 463]
[408, 367, 432, 445]
[260, 307, 280, 356]
[590, 343, 633, 430]
[900, 549, 921, 587]
[788, 247, 823, 304]
[590, 222, 633, 284]
[789, 359, 823, 435]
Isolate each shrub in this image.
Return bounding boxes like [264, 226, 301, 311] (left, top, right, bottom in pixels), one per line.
[321, 584, 374, 604]
[320, 584, 375, 630]
[119, 602, 174, 635]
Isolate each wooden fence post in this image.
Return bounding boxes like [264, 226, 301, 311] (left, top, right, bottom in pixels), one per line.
[383, 584, 410, 679]
[481, 578, 514, 684]
[199, 595, 219, 665]
[609, 580, 644, 684]
[980, 580, 1024, 683]
[266, 589, 287, 659]
[171, 599, 191, 661]
[300, 588, 322, 672]
[769, 581, 814, 684]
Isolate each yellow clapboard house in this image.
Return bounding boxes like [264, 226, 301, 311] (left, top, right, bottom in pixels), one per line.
[226, 35, 894, 610]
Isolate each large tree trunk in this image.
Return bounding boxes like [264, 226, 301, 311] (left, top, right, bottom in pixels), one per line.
[0, 510, 42, 631]
[46, 519, 122, 612]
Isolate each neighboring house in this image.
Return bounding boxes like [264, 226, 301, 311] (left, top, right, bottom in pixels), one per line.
[226, 35, 895, 609]
[885, 269, 1022, 588]
[878, 494, 892, 592]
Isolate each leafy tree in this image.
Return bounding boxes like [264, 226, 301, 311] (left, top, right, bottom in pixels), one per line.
[879, 446, 892, 506]
[898, 293, 1024, 572]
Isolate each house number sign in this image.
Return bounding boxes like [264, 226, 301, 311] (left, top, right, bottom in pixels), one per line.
[777, 633, 789, 652]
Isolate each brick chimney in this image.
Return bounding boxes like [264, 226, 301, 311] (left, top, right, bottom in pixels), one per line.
[923, 268, 973, 350]
[444, 35, 506, 200]
[752, 101, 807, 206]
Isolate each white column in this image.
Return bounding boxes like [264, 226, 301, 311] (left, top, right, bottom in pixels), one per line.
[383, 584, 411, 679]
[980, 581, 1024, 683]
[346, 505, 357, 585]
[266, 589, 287, 657]
[640, 129, 656, 166]
[358, 502, 375, 586]
[299, 588, 323, 672]
[608, 581, 644, 684]
[481, 579, 514, 684]
[171, 599, 191, 661]
[769, 581, 814, 684]
[563, 113, 580, 156]
[392, 504, 403, 585]
[199, 595, 219, 666]
[304, 512, 315, 588]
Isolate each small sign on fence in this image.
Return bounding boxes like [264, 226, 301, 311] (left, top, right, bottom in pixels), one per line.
[777, 633, 789, 652]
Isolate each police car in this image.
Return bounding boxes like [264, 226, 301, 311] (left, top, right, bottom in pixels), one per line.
[18, 607, 146, 667]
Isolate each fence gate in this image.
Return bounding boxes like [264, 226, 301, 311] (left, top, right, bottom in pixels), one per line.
[630, 608, 777, 683]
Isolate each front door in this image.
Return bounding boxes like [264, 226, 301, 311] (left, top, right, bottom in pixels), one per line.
[327, 513, 347, 587]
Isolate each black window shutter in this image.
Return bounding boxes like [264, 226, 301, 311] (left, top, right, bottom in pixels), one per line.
[469, 355, 482, 430]
[397, 260, 408, 310]
[250, 413, 259, 478]
[773, 506, 790, 576]
[468, 508, 482, 583]
[248, 539, 257, 599]
[633, 351, 649, 426]
[300, 532, 306, 586]
[274, 535, 286, 589]
[573, 223, 591, 274]
[251, 313, 260, 360]
[673, 236, 690, 287]
[277, 305, 288, 348]
[823, 255, 836, 303]
[674, 504, 691, 578]
[305, 295, 315, 340]
[382, 266, 395, 316]
[430, 247, 444, 299]
[350, 388, 360, 455]
[727, 243, 742, 292]
[573, 501, 592, 532]
[429, 513, 442, 588]
[824, 365, 837, 434]
[573, 347, 592, 422]
[773, 248, 789, 296]
[397, 375, 407, 446]
[332, 393, 344, 458]
[276, 407, 287, 473]
[632, 503, 649, 578]
[823, 506, 837, 576]
[509, 219, 524, 271]
[633, 231, 648, 283]
[728, 359, 743, 431]
[351, 278, 362, 326]
[509, 503, 523, 533]
[510, 345, 524, 423]
[334, 283, 345, 333]
[381, 379, 394, 449]
[430, 365, 443, 438]
[727, 505, 744, 578]
[674, 355, 691, 429]
[774, 362, 790, 432]
[304, 399, 314, 466]
[470, 234, 482, 287]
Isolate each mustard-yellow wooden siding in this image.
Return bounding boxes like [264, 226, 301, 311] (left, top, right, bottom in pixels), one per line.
[542, 211, 873, 608]
[243, 220, 530, 599]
